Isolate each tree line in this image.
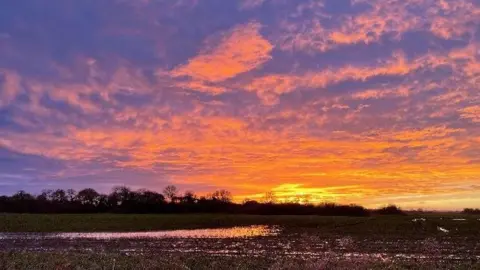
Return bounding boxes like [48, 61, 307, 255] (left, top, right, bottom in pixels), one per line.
[463, 208, 480, 215]
[0, 185, 403, 216]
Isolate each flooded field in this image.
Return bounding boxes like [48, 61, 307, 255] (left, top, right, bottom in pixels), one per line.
[0, 225, 278, 240]
[1, 214, 479, 269]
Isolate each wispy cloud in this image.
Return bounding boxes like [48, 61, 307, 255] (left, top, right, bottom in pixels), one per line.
[171, 22, 273, 93]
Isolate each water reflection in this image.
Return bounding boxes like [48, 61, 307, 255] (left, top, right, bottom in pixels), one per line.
[437, 226, 449, 233]
[0, 226, 278, 240]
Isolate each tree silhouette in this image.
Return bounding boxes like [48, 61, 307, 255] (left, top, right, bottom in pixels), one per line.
[77, 188, 101, 206]
[463, 208, 480, 214]
[163, 185, 178, 203]
[52, 189, 67, 203]
[0, 185, 407, 216]
[263, 191, 276, 204]
[181, 191, 197, 204]
[12, 190, 34, 201]
[211, 190, 232, 203]
[66, 189, 77, 202]
[38, 189, 53, 201]
[109, 186, 133, 206]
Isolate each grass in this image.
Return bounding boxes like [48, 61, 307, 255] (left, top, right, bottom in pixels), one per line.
[1, 251, 480, 270]
[0, 213, 479, 237]
[1, 214, 479, 269]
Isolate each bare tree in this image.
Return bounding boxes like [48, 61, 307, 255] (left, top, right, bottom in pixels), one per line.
[12, 190, 34, 201]
[263, 191, 276, 204]
[163, 185, 178, 202]
[136, 189, 165, 206]
[211, 189, 232, 203]
[109, 186, 132, 206]
[301, 194, 312, 205]
[182, 191, 197, 204]
[38, 189, 54, 201]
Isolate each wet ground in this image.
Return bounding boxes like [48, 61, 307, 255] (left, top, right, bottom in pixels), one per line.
[1, 224, 479, 266]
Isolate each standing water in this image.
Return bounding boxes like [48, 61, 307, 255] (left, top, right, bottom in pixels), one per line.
[0, 226, 279, 240]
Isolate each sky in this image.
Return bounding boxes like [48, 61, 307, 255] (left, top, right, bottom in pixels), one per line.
[0, 0, 479, 210]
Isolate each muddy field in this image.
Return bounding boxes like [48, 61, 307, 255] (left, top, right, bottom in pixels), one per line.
[0, 214, 479, 269]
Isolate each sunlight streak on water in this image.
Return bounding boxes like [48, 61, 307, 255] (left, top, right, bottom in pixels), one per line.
[0, 226, 279, 240]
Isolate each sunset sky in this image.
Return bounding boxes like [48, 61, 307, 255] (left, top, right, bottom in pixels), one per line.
[0, 0, 479, 210]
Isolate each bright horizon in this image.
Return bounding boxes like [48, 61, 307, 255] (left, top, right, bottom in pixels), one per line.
[0, 0, 479, 211]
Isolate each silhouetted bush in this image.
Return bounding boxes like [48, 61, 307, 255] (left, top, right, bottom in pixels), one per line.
[463, 208, 480, 214]
[375, 205, 405, 215]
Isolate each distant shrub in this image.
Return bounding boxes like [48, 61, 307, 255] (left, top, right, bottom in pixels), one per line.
[375, 205, 405, 215]
[463, 208, 480, 215]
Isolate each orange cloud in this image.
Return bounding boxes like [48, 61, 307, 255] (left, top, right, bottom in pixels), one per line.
[428, 0, 479, 39]
[170, 80, 228, 94]
[391, 126, 464, 142]
[352, 87, 410, 100]
[2, 109, 479, 208]
[172, 22, 273, 83]
[277, 0, 479, 53]
[246, 52, 414, 104]
[460, 106, 480, 122]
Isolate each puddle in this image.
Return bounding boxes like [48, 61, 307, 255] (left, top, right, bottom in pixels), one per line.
[412, 218, 426, 222]
[437, 226, 449, 233]
[0, 226, 278, 240]
[1, 230, 478, 265]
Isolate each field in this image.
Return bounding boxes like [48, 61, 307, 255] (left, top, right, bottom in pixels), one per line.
[1, 214, 479, 269]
